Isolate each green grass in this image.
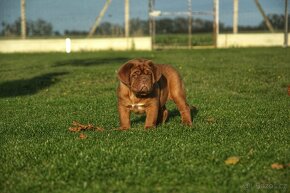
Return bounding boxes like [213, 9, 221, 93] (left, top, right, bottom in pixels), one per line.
[0, 48, 289, 193]
[1, 33, 213, 47]
[155, 33, 213, 47]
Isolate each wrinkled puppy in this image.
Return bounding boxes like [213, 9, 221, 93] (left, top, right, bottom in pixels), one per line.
[117, 58, 192, 129]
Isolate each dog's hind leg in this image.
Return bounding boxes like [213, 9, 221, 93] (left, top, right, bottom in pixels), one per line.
[170, 85, 192, 126]
[158, 106, 168, 124]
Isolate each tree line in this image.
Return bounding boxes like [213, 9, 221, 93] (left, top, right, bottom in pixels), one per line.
[1, 18, 58, 37]
[1, 14, 289, 37]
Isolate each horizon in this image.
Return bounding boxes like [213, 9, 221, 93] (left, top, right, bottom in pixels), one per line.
[0, 0, 286, 34]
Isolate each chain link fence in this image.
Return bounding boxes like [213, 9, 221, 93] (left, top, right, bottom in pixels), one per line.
[0, 0, 288, 47]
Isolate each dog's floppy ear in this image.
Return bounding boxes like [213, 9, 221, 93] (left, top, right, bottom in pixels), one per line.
[117, 62, 133, 86]
[149, 62, 162, 83]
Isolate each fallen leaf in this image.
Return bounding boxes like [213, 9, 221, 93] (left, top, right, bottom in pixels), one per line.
[248, 148, 254, 155]
[206, 116, 216, 124]
[225, 156, 240, 165]
[247, 148, 254, 156]
[113, 127, 129, 131]
[95, 127, 105, 132]
[68, 121, 105, 132]
[69, 127, 81, 132]
[271, 163, 288, 170]
[79, 133, 87, 139]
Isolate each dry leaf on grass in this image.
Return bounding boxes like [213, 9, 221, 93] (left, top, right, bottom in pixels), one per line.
[95, 127, 105, 132]
[68, 121, 104, 132]
[206, 116, 216, 124]
[271, 163, 290, 170]
[68, 127, 80, 132]
[113, 127, 129, 131]
[225, 156, 240, 165]
[79, 133, 87, 139]
[247, 148, 254, 156]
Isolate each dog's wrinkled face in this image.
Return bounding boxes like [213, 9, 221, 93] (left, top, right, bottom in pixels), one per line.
[118, 59, 161, 96]
[130, 62, 153, 95]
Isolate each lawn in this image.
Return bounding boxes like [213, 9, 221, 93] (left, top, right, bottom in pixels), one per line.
[0, 48, 289, 193]
[155, 33, 213, 47]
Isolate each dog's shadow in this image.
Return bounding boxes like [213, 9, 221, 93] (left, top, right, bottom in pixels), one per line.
[54, 57, 131, 67]
[132, 107, 198, 125]
[0, 72, 68, 98]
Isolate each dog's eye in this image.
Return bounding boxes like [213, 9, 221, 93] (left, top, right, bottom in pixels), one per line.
[144, 70, 151, 75]
[132, 73, 138, 78]
[133, 71, 141, 76]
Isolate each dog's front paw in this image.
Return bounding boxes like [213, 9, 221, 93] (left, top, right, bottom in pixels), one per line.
[182, 119, 193, 127]
[144, 125, 156, 130]
[114, 127, 130, 131]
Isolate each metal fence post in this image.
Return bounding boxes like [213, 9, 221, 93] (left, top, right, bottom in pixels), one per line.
[149, 0, 155, 50]
[284, 0, 288, 47]
[213, 0, 219, 47]
[233, 0, 239, 34]
[21, 0, 26, 39]
[125, 0, 130, 37]
[188, 0, 192, 49]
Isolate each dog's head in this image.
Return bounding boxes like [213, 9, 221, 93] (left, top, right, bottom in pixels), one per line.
[117, 59, 161, 96]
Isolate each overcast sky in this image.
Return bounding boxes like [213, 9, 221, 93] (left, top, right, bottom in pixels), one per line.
[0, 0, 286, 33]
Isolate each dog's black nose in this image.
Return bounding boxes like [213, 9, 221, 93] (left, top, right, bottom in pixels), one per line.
[140, 86, 148, 92]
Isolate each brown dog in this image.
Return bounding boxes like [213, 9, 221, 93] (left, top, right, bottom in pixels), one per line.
[117, 58, 192, 129]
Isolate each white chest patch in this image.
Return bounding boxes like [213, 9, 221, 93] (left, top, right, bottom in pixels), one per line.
[128, 103, 146, 114]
